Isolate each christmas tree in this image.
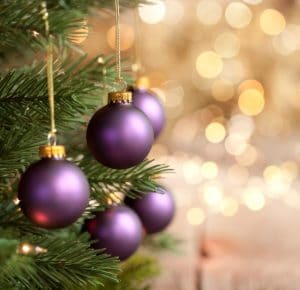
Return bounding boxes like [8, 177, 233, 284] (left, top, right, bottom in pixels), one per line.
[0, 0, 173, 289]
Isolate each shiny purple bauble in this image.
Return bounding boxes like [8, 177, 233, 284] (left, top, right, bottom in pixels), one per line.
[86, 102, 154, 169]
[132, 88, 165, 138]
[125, 187, 175, 234]
[84, 205, 143, 261]
[18, 158, 90, 229]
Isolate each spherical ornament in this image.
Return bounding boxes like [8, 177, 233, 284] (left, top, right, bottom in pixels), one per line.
[84, 205, 143, 261]
[132, 88, 165, 138]
[86, 92, 154, 169]
[125, 187, 175, 234]
[18, 146, 90, 229]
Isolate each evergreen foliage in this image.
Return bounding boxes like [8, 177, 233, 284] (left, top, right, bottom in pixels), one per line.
[0, 0, 171, 288]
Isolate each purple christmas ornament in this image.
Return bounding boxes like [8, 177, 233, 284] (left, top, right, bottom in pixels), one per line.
[84, 205, 143, 261]
[18, 145, 90, 229]
[86, 91, 154, 169]
[133, 88, 165, 138]
[125, 187, 175, 234]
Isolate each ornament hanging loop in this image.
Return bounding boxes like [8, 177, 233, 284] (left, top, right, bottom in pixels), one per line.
[41, 1, 57, 144]
[114, 0, 127, 91]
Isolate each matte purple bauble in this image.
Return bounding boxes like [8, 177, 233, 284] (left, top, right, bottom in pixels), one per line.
[125, 188, 175, 234]
[86, 102, 154, 169]
[84, 205, 143, 261]
[18, 158, 90, 229]
[133, 88, 165, 138]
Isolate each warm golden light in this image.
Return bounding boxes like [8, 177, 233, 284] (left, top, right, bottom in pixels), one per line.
[201, 161, 219, 179]
[260, 9, 286, 36]
[212, 79, 235, 102]
[221, 197, 239, 217]
[20, 243, 33, 255]
[243, 187, 265, 211]
[187, 208, 205, 225]
[196, 51, 223, 79]
[197, 0, 223, 26]
[203, 183, 223, 208]
[228, 164, 249, 185]
[225, 134, 248, 156]
[235, 144, 258, 167]
[138, 0, 166, 24]
[68, 20, 89, 44]
[107, 24, 135, 51]
[238, 89, 265, 116]
[238, 79, 264, 95]
[225, 2, 252, 29]
[214, 32, 240, 58]
[182, 159, 202, 185]
[205, 122, 226, 144]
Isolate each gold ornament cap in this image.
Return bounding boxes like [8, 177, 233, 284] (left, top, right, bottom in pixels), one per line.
[39, 145, 66, 159]
[108, 91, 132, 103]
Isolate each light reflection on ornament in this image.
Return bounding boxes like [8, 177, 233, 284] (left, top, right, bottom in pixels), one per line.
[196, 0, 223, 26]
[201, 161, 219, 179]
[187, 207, 205, 225]
[196, 51, 223, 79]
[225, 2, 252, 29]
[238, 89, 265, 116]
[260, 9, 286, 36]
[212, 79, 235, 102]
[205, 122, 226, 144]
[138, 0, 166, 24]
[214, 32, 241, 58]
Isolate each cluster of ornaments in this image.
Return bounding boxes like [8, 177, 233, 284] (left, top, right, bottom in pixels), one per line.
[18, 86, 175, 260]
[84, 187, 175, 260]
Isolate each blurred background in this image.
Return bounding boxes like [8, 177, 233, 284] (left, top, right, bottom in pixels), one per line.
[81, 0, 300, 289]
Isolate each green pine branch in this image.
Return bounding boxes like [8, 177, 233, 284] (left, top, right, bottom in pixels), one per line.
[103, 254, 160, 290]
[1, 235, 120, 290]
[81, 156, 173, 203]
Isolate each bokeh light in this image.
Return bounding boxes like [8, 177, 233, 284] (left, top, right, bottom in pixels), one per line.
[107, 24, 134, 51]
[196, 51, 223, 79]
[196, 0, 223, 26]
[260, 9, 286, 36]
[242, 186, 265, 211]
[187, 208, 205, 225]
[238, 89, 265, 116]
[205, 122, 226, 144]
[203, 182, 224, 208]
[221, 197, 239, 217]
[212, 79, 235, 102]
[238, 79, 264, 95]
[225, 2, 252, 29]
[214, 32, 241, 58]
[201, 161, 219, 179]
[138, 0, 166, 24]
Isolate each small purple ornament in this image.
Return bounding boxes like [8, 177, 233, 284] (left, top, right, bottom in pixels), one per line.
[125, 187, 175, 234]
[133, 88, 165, 138]
[84, 205, 143, 261]
[18, 149, 90, 229]
[86, 92, 154, 169]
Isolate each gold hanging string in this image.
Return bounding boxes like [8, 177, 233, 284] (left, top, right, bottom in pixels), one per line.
[41, 2, 57, 145]
[114, 0, 127, 91]
[134, 6, 142, 77]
